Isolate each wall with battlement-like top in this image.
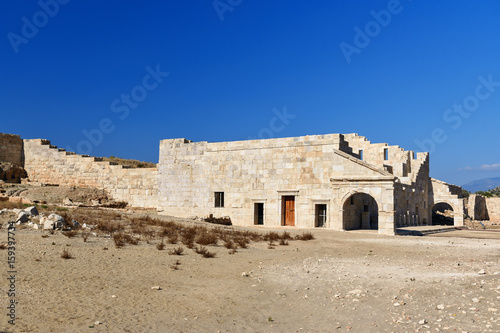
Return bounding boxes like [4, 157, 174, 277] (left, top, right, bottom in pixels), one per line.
[23, 139, 158, 208]
[0, 133, 23, 165]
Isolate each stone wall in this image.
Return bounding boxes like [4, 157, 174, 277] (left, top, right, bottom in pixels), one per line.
[485, 197, 500, 221]
[23, 139, 158, 208]
[429, 178, 464, 226]
[158, 134, 398, 234]
[466, 194, 488, 220]
[0, 133, 23, 165]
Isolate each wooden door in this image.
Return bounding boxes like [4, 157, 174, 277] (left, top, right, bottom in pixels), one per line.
[282, 196, 295, 226]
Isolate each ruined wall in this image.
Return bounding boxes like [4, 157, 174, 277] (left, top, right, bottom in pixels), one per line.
[158, 134, 397, 234]
[343, 133, 417, 178]
[485, 197, 500, 221]
[0, 133, 23, 165]
[429, 178, 464, 226]
[343, 133, 431, 227]
[23, 139, 158, 208]
[466, 194, 488, 220]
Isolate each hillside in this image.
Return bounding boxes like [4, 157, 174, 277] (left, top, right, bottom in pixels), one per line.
[462, 177, 500, 193]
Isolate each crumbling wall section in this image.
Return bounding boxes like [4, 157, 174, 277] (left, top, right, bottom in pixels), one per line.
[0, 133, 23, 165]
[429, 178, 464, 226]
[466, 194, 488, 220]
[485, 197, 500, 221]
[23, 139, 158, 208]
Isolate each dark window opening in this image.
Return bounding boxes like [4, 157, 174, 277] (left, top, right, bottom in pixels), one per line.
[384, 148, 388, 160]
[350, 196, 354, 205]
[315, 204, 327, 228]
[359, 150, 363, 160]
[363, 205, 369, 212]
[215, 192, 224, 208]
[254, 203, 264, 225]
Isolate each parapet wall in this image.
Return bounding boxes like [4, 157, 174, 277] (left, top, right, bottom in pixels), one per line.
[23, 139, 158, 208]
[0, 133, 23, 165]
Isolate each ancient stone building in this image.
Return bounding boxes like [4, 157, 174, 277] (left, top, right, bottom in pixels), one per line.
[157, 133, 465, 235]
[0, 132, 474, 233]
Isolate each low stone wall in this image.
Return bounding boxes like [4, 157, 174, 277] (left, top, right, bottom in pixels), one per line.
[0, 133, 23, 165]
[23, 139, 158, 208]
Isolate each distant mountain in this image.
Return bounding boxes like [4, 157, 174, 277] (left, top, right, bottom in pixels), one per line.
[462, 177, 500, 193]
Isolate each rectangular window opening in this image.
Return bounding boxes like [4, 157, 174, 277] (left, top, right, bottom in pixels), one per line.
[254, 203, 264, 225]
[315, 204, 327, 228]
[384, 148, 389, 161]
[359, 149, 363, 161]
[215, 192, 224, 208]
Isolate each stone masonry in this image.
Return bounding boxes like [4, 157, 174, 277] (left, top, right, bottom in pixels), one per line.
[157, 133, 466, 235]
[1, 132, 486, 230]
[0, 134, 23, 165]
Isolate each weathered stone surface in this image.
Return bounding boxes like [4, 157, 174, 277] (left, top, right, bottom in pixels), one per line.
[24, 206, 39, 217]
[41, 213, 66, 230]
[17, 211, 29, 223]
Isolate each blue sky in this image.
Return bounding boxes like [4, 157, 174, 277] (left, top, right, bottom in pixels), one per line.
[1, 0, 499, 186]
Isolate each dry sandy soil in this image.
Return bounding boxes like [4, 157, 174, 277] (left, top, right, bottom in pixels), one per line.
[0, 212, 499, 333]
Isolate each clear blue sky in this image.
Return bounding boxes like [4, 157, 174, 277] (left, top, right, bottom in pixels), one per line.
[1, 0, 499, 186]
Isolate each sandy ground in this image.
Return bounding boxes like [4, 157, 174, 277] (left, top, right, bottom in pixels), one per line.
[0, 223, 499, 332]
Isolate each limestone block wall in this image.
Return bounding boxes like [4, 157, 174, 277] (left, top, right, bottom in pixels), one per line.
[0, 133, 23, 165]
[485, 198, 500, 221]
[158, 134, 397, 234]
[393, 154, 431, 227]
[429, 178, 464, 226]
[343, 133, 417, 178]
[23, 139, 158, 208]
[466, 194, 488, 220]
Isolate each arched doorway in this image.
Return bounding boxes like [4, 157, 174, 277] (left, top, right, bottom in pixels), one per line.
[432, 202, 454, 225]
[342, 193, 379, 230]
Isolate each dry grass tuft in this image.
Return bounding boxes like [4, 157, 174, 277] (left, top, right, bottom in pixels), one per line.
[82, 233, 89, 242]
[62, 230, 78, 238]
[195, 231, 218, 246]
[156, 241, 165, 250]
[61, 249, 73, 259]
[295, 232, 315, 241]
[168, 246, 184, 255]
[194, 245, 216, 258]
[169, 260, 181, 270]
[279, 238, 289, 246]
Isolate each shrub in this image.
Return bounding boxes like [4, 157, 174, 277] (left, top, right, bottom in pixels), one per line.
[62, 230, 78, 238]
[194, 245, 216, 258]
[168, 247, 184, 255]
[235, 237, 249, 249]
[295, 232, 315, 241]
[280, 231, 293, 240]
[167, 233, 178, 244]
[223, 239, 236, 250]
[61, 249, 73, 259]
[181, 228, 196, 248]
[263, 232, 280, 242]
[279, 239, 289, 246]
[113, 233, 125, 248]
[157, 242, 165, 251]
[195, 232, 218, 246]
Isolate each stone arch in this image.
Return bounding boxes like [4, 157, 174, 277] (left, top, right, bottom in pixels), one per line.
[342, 192, 379, 230]
[432, 202, 454, 225]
